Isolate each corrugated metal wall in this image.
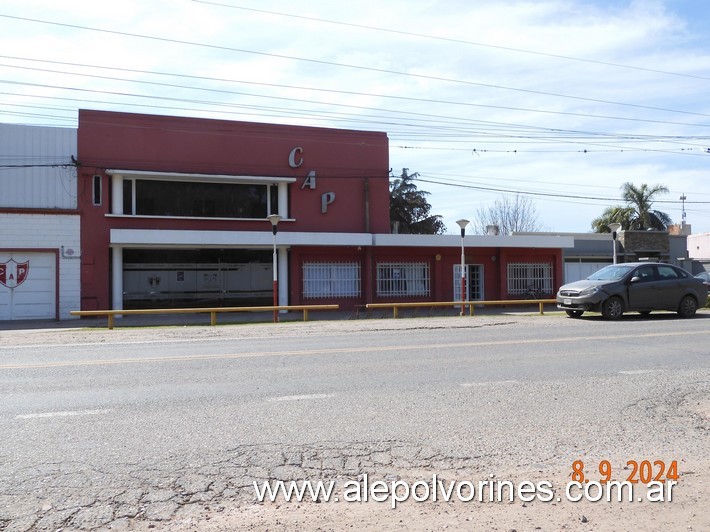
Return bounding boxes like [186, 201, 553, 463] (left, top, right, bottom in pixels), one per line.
[0, 123, 77, 209]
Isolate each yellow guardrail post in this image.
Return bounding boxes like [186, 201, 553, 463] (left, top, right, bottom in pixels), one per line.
[364, 299, 557, 318]
[70, 304, 339, 329]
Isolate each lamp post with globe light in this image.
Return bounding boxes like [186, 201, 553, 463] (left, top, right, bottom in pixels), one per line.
[456, 219, 470, 315]
[267, 214, 282, 322]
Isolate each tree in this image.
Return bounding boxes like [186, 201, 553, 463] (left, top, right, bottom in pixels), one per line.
[389, 168, 445, 234]
[592, 182, 672, 232]
[471, 194, 543, 235]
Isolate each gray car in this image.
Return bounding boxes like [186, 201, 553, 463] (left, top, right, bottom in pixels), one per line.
[556, 262, 708, 320]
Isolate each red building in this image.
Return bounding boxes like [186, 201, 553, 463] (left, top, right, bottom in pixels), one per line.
[77, 110, 571, 312]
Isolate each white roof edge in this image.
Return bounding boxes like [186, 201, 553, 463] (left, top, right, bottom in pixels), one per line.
[110, 229, 574, 248]
[106, 169, 297, 183]
[514, 231, 611, 240]
[110, 229, 372, 247]
[373, 233, 575, 248]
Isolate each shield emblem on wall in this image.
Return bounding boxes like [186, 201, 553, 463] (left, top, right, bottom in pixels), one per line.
[0, 259, 30, 289]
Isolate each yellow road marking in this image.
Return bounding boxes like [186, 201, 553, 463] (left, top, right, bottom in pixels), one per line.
[0, 329, 707, 371]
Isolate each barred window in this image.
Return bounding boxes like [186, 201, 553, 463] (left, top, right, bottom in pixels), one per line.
[376, 262, 430, 297]
[507, 262, 553, 296]
[303, 262, 361, 299]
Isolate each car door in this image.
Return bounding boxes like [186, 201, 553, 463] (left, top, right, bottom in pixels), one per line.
[654, 265, 685, 310]
[626, 264, 657, 310]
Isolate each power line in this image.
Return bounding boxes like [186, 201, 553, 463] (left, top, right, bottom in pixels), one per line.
[4, 55, 710, 131]
[414, 176, 710, 204]
[2, 61, 709, 156]
[193, 1, 710, 83]
[2, 14, 710, 119]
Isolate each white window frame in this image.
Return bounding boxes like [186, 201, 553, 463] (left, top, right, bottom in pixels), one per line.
[507, 262, 553, 297]
[376, 262, 430, 297]
[302, 262, 361, 299]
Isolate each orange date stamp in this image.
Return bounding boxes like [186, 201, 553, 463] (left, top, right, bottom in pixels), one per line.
[571, 459, 679, 484]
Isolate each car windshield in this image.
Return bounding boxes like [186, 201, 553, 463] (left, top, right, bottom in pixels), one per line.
[587, 265, 634, 281]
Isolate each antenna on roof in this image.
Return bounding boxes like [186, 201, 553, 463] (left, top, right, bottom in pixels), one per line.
[679, 193, 687, 225]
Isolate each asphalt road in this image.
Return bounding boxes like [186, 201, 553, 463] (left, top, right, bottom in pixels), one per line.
[1, 311, 709, 530]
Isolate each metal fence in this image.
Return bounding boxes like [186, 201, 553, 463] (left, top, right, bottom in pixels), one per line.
[302, 262, 361, 299]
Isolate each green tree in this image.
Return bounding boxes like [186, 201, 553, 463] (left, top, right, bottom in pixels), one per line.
[389, 168, 445, 234]
[592, 182, 672, 232]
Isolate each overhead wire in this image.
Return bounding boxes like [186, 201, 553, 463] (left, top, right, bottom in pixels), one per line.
[0, 7, 708, 221]
[1, 14, 709, 119]
[193, 1, 710, 83]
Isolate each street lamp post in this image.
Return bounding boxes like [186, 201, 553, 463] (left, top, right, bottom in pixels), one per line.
[267, 214, 282, 323]
[456, 219, 470, 316]
[608, 222, 621, 265]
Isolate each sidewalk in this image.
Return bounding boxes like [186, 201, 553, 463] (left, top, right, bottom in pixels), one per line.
[0, 304, 554, 331]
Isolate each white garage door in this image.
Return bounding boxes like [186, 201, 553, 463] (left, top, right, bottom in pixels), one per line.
[0, 252, 56, 320]
[564, 261, 612, 284]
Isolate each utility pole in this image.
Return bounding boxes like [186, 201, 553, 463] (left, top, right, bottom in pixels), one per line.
[679, 193, 687, 226]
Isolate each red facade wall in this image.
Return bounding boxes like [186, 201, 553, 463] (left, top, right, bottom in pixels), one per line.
[289, 246, 564, 310]
[77, 110, 390, 310]
[76, 110, 566, 313]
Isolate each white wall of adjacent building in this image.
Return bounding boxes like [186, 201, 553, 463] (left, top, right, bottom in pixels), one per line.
[0, 123, 77, 209]
[0, 214, 81, 320]
[688, 233, 710, 261]
[0, 122, 79, 321]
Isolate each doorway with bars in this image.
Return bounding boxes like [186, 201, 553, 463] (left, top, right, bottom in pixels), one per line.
[453, 264, 484, 302]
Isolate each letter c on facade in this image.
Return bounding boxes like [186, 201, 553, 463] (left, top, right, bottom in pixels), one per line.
[289, 147, 304, 168]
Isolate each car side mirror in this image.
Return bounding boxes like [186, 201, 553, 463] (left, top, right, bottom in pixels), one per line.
[630, 276, 641, 284]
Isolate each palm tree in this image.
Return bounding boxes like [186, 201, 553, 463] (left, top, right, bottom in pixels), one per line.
[621, 182, 672, 230]
[592, 182, 671, 232]
[591, 205, 634, 232]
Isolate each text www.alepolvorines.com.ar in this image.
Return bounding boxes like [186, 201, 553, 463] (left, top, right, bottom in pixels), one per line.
[253, 474, 676, 508]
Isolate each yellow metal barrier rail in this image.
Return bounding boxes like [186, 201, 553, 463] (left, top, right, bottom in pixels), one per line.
[70, 304, 340, 329]
[365, 299, 558, 319]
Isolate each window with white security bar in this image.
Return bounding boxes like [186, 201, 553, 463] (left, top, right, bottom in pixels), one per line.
[376, 262, 430, 297]
[302, 262, 361, 299]
[507, 262, 553, 297]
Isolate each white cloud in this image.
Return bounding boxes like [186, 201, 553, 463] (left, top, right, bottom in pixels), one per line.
[1, 0, 708, 232]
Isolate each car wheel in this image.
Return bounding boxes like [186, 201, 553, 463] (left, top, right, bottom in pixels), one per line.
[601, 297, 624, 320]
[677, 295, 698, 318]
[566, 310, 584, 318]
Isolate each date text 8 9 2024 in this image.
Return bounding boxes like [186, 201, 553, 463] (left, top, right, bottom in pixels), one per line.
[571, 460, 678, 484]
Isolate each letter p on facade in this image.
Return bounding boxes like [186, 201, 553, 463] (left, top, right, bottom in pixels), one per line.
[321, 192, 336, 213]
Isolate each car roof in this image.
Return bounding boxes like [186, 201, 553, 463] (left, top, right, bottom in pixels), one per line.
[617, 262, 677, 266]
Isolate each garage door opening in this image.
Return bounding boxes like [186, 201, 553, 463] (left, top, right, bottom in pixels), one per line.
[121, 248, 273, 309]
[0, 252, 57, 320]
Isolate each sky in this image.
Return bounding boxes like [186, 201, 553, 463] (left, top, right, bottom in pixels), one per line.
[2, 0, 709, 234]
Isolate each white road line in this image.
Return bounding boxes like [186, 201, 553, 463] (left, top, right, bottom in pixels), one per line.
[267, 393, 335, 402]
[15, 409, 112, 419]
[618, 369, 662, 375]
[460, 380, 519, 387]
